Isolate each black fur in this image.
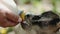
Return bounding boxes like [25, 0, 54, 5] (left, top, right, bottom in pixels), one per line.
[31, 11, 60, 27]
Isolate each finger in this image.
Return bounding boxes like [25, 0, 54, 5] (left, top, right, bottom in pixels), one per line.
[0, 11, 6, 26]
[1, 19, 19, 27]
[18, 17, 22, 23]
[6, 12, 19, 23]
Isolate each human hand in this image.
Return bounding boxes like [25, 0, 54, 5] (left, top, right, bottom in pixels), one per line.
[0, 9, 22, 27]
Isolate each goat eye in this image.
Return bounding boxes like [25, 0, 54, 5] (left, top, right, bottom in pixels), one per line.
[49, 18, 60, 25]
